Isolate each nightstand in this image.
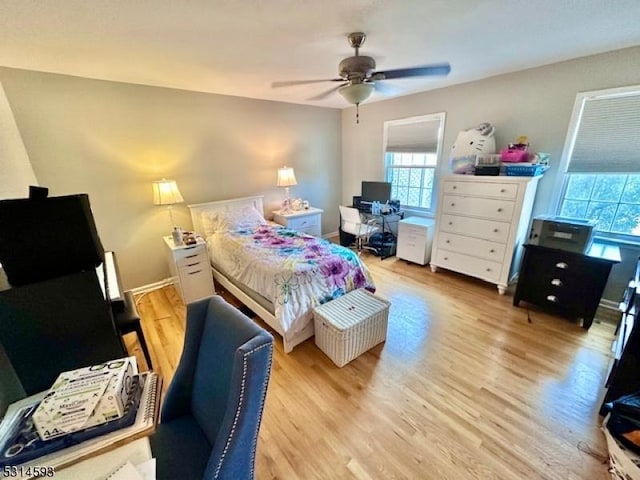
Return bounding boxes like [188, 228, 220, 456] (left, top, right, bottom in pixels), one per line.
[272, 207, 323, 237]
[164, 236, 215, 304]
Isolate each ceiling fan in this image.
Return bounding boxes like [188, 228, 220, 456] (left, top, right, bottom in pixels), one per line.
[271, 32, 451, 122]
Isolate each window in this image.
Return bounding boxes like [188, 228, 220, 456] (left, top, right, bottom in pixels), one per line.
[556, 86, 640, 240]
[386, 152, 437, 209]
[383, 113, 445, 212]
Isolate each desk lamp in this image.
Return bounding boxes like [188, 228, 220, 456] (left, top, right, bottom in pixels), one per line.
[153, 179, 184, 234]
[276, 166, 297, 213]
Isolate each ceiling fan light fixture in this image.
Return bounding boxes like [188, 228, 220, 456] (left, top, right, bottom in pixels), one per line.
[338, 83, 374, 105]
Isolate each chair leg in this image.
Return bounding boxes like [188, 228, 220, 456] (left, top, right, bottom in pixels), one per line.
[134, 323, 153, 371]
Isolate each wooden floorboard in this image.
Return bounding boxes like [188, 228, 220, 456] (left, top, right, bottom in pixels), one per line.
[129, 252, 615, 479]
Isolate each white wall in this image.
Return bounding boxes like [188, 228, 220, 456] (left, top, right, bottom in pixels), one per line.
[342, 46, 640, 300]
[0, 68, 341, 290]
[0, 81, 37, 199]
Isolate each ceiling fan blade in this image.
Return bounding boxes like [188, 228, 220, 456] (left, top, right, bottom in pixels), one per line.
[375, 63, 451, 80]
[271, 78, 343, 88]
[307, 83, 347, 101]
[372, 81, 402, 96]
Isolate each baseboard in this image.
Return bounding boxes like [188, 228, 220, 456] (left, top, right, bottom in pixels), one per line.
[324, 230, 339, 239]
[130, 276, 177, 295]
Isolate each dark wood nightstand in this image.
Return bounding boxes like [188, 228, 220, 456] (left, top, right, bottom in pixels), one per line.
[513, 242, 620, 329]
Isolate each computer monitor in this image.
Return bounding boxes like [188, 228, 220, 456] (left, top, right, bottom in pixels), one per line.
[361, 181, 391, 203]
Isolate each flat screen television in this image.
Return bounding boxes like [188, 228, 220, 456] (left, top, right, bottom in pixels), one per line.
[361, 181, 392, 203]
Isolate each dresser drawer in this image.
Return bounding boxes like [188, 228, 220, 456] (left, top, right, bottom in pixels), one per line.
[438, 232, 506, 263]
[433, 249, 502, 283]
[397, 242, 429, 265]
[442, 195, 514, 221]
[174, 244, 207, 264]
[398, 222, 428, 238]
[439, 214, 510, 243]
[286, 214, 320, 231]
[443, 180, 518, 199]
[179, 265, 215, 304]
[175, 248, 209, 268]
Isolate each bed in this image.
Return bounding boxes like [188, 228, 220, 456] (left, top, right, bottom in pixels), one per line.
[188, 196, 375, 353]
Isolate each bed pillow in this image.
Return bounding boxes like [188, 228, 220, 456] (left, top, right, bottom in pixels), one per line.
[201, 205, 266, 236]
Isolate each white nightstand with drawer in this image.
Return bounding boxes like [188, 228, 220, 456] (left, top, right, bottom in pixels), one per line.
[397, 217, 435, 266]
[272, 207, 323, 237]
[164, 236, 215, 304]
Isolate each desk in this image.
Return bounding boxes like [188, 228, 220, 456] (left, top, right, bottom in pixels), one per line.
[358, 210, 404, 259]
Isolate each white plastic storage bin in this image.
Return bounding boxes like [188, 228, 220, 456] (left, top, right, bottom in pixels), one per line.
[313, 289, 390, 367]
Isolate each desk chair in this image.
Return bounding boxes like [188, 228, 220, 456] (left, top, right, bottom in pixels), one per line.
[150, 295, 273, 480]
[339, 205, 379, 254]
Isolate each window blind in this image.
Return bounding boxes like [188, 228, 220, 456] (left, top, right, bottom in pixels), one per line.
[568, 93, 640, 173]
[385, 120, 440, 153]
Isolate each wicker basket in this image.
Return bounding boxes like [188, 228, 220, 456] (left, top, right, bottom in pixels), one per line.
[313, 289, 390, 367]
[603, 415, 640, 480]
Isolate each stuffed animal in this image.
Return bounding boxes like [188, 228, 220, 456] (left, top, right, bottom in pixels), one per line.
[449, 122, 496, 174]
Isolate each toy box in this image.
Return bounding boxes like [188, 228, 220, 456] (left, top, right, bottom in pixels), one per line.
[32, 357, 136, 440]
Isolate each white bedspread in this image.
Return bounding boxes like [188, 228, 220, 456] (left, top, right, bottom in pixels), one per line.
[207, 224, 375, 343]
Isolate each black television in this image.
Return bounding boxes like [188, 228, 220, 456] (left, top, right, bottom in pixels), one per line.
[361, 181, 392, 203]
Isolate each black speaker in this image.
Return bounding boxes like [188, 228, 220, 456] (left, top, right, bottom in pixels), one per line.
[0, 194, 104, 286]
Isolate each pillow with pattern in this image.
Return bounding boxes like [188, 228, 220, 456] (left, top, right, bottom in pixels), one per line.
[201, 205, 266, 236]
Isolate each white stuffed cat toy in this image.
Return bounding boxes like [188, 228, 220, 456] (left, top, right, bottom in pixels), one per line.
[449, 122, 496, 173]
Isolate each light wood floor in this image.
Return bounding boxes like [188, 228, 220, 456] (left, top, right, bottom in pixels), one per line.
[127, 253, 615, 479]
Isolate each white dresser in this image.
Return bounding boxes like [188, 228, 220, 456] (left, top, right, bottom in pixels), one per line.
[430, 175, 540, 294]
[272, 207, 323, 237]
[164, 236, 215, 304]
[397, 217, 435, 265]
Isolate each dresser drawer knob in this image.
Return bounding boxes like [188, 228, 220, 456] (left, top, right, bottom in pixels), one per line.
[500, 188, 506, 193]
[493, 228, 499, 233]
[551, 278, 563, 287]
[188, 270, 202, 275]
[448, 222, 453, 225]
[497, 208, 503, 212]
[445, 240, 450, 244]
[489, 249, 495, 253]
[450, 203, 455, 207]
[546, 295, 558, 303]
[444, 257, 448, 261]
[486, 268, 492, 272]
[555, 262, 568, 270]
[452, 185, 457, 190]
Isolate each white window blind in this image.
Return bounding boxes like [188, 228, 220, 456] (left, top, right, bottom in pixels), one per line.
[568, 93, 640, 173]
[385, 119, 440, 153]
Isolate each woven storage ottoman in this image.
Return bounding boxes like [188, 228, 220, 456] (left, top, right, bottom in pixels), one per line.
[313, 288, 390, 367]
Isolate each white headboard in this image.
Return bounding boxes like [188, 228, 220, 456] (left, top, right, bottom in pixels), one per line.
[188, 195, 265, 236]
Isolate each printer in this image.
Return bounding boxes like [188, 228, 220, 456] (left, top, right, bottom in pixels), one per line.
[528, 215, 596, 254]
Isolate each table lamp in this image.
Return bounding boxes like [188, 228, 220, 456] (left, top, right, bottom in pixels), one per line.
[276, 166, 297, 213]
[152, 179, 184, 233]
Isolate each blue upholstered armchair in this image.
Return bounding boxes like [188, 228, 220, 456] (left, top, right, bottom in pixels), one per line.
[150, 295, 274, 480]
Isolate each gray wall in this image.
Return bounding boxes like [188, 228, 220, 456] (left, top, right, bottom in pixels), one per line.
[342, 46, 640, 301]
[0, 68, 341, 290]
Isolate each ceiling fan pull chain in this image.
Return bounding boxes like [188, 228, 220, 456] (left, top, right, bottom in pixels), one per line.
[356, 103, 360, 124]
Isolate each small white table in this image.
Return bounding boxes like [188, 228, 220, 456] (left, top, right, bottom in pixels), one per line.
[272, 207, 323, 237]
[163, 236, 215, 304]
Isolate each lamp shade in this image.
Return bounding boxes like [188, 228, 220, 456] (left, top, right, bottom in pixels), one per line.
[152, 179, 184, 205]
[338, 83, 374, 105]
[276, 167, 297, 187]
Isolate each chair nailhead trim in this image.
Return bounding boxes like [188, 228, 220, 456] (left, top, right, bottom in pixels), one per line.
[213, 342, 273, 480]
